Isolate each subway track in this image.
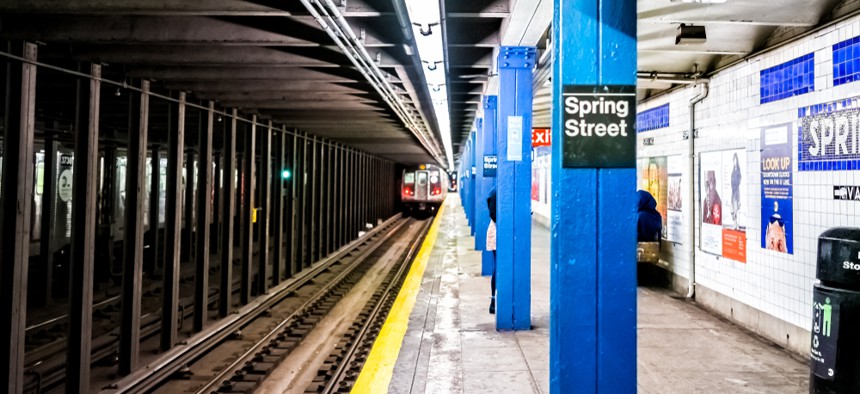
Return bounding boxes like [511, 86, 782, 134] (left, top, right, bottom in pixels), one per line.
[108, 214, 429, 394]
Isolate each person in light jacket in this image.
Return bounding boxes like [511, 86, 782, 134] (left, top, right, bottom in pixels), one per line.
[486, 188, 497, 314]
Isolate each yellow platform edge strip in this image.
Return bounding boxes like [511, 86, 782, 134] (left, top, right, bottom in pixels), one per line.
[351, 201, 447, 394]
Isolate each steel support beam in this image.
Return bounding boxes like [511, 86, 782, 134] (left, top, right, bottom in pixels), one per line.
[194, 101, 214, 331]
[258, 121, 272, 294]
[308, 136, 317, 266]
[182, 149, 195, 261]
[272, 127, 284, 285]
[148, 147, 161, 273]
[481, 96, 498, 276]
[39, 136, 58, 306]
[162, 92, 185, 348]
[0, 42, 36, 392]
[67, 62, 100, 394]
[241, 116, 256, 304]
[550, 0, 637, 391]
[120, 79, 150, 375]
[220, 109, 238, 318]
[495, 47, 533, 331]
[293, 133, 304, 275]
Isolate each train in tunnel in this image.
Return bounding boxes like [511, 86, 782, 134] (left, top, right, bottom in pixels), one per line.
[400, 164, 447, 214]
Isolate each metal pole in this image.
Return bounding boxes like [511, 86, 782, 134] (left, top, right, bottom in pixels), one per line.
[39, 135, 58, 305]
[272, 127, 284, 286]
[120, 79, 150, 375]
[194, 101, 214, 331]
[241, 116, 256, 304]
[481, 96, 498, 276]
[67, 62, 100, 394]
[161, 92, 185, 347]
[220, 109, 237, 318]
[148, 146, 161, 273]
[258, 121, 272, 294]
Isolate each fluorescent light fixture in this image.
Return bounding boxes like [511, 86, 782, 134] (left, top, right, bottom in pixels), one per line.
[405, 0, 454, 169]
[675, 24, 707, 45]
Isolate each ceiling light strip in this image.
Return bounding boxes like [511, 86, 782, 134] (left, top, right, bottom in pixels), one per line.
[300, 0, 447, 165]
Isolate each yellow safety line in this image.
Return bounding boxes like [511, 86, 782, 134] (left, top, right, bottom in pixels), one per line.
[351, 201, 447, 394]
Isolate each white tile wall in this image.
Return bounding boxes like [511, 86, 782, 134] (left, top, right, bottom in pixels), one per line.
[637, 14, 860, 331]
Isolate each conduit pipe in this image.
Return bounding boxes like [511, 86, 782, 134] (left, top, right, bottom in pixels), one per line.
[687, 82, 709, 299]
[299, 0, 446, 164]
[315, 0, 442, 160]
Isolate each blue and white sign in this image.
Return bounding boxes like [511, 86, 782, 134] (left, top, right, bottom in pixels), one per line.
[761, 124, 794, 254]
[483, 155, 498, 177]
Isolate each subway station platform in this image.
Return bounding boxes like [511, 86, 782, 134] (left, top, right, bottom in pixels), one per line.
[354, 195, 810, 394]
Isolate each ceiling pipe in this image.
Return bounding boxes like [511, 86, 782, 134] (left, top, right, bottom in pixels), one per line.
[318, 0, 445, 160]
[637, 71, 710, 85]
[299, 0, 446, 164]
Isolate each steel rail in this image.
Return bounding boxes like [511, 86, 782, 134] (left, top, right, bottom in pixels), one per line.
[321, 218, 431, 393]
[191, 217, 412, 394]
[106, 213, 403, 394]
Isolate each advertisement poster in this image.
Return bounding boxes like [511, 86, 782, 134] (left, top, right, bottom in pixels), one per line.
[700, 149, 748, 263]
[761, 123, 794, 254]
[666, 155, 684, 243]
[639, 156, 668, 239]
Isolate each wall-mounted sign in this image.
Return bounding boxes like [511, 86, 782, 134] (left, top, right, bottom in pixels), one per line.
[532, 128, 551, 147]
[834, 185, 860, 200]
[561, 85, 636, 168]
[700, 149, 748, 263]
[507, 116, 523, 161]
[483, 155, 498, 177]
[471, 166, 476, 176]
[799, 97, 860, 171]
[761, 124, 794, 255]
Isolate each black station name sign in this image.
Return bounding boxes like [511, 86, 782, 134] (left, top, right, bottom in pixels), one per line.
[561, 85, 636, 168]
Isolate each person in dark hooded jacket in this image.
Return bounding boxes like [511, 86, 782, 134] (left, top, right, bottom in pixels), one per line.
[637, 190, 662, 242]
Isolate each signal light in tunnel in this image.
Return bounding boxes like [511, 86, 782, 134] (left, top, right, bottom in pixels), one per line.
[282, 169, 292, 180]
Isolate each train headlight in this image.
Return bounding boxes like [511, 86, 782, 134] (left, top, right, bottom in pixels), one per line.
[282, 169, 292, 180]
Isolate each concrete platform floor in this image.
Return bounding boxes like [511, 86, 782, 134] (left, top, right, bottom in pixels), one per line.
[388, 196, 808, 394]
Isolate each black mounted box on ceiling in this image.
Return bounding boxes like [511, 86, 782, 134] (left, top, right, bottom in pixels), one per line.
[676, 24, 706, 45]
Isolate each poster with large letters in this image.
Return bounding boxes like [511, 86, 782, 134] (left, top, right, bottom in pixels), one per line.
[700, 149, 747, 263]
[761, 123, 794, 254]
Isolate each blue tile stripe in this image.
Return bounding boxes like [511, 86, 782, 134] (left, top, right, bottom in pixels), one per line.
[833, 36, 860, 86]
[760, 53, 814, 104]
[797, 96, 860, 171]
[636, 103, 669, 133]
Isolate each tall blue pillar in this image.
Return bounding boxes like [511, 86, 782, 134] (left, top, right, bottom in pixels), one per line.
[550, 0, 637, 393]
[474, 119, 486, 251]
[480, 96, 497, 276]
[462, 137, 470, 220]
[496, 47, 533, 331]
[469, 131, 477, 235]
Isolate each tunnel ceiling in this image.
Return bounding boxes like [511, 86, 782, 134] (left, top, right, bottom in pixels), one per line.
[0, 0, 444, 166]
[2, 0, 850, 165]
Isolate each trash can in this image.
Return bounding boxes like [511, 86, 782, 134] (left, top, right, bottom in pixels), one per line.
[810, 228, 860, 393]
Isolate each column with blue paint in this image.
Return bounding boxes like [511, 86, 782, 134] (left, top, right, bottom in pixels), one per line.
[462, 136, 470, 219]
[474, 119, 487, 251]
[480, 95, 497, 276]
[496, 47, 533, 331]
[550, 0, 637, 392]
[469, 130, 477, 235]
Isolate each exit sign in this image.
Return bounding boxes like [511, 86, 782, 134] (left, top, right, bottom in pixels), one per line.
[532, 128, 551, 147]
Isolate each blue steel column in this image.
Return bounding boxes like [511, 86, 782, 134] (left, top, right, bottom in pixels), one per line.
[474, 118, 486, 252]
[468, 133, 477, 235]
[463, 136, 471, 221]
[496, 47, 533, 331]
[550, 0, 637, 392]
[481, 96, 498, 276]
